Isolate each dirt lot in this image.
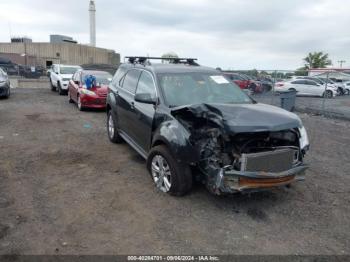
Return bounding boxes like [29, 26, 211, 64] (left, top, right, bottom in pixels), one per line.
[0, 88, 350, 255]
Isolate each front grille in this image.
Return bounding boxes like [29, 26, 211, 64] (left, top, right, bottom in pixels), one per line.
[240, 149, 295, 173]
[95, 98, 106, 105]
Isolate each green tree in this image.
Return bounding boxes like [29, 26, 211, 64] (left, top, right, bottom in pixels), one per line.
[294, 67, 308, 76]
[161, 52, 179, 64]
[303, 52, 332, 69]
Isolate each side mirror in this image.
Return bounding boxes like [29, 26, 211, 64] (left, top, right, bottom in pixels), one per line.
[135, 93, 157, 105]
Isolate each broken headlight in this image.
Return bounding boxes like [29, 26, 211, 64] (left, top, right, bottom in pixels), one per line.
[298, 126, 309, 151]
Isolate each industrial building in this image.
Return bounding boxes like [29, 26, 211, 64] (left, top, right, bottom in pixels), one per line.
[0, 1, 120, 69]
[0, 40, 120, 68]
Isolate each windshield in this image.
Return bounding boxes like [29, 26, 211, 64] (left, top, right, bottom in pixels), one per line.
[158, 72, 252, 107]
[82, 72, 112, 85]
[60, 67, 80, 74]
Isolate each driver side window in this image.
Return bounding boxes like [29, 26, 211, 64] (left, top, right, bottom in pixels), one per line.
[136, 71, 156, 99]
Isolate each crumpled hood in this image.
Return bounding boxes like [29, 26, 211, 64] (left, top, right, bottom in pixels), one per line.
[171, 103, 302, 134]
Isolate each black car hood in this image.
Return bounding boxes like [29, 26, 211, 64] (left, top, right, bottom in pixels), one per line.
[171, 103, 302, 134]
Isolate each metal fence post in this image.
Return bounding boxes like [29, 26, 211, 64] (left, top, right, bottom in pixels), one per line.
[322, 72, 329, 116]
[271, 70, 277, 105]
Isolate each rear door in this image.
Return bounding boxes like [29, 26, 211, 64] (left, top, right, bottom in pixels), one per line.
[133, 71, 157, 152]
[304, 80, 322, 96]
[116, 69, 142, 141]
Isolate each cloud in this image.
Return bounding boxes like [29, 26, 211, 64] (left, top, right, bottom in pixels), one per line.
[0, 0, 349, 69]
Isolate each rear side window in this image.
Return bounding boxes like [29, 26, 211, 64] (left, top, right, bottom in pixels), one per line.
[112, 66, 127, 86]
[136, 71, 157, 99]
[122, 69, 141, 94]
[305, 80, 317, 85]
[291, 80, 304, 85]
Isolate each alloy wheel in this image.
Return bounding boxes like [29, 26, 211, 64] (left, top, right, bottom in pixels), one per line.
[78, 96, 82, 110]
[108, 114, 115, 139]
[325, 91, 333, 98]
[151, 155, 172, 193]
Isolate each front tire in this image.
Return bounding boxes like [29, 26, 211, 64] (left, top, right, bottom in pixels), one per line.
[147, 145, 192, 196]
[77, 96, 84, 111]
[57, 82, 65, 96]
[107, 110, 123, 143]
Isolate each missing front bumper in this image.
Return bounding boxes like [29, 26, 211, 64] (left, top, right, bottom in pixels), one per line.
[207, 165, 308, 195]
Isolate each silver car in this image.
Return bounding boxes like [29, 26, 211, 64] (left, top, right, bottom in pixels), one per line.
[0, 67, 10, 98]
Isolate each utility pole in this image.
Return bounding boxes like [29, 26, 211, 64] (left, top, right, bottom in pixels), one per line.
[89, 0, 96, 47]
[338, 60, 346, 68]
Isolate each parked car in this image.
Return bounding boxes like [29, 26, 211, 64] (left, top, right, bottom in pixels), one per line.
[330, 78, 347, 95]
[18, 65, 42, 79]
[68, 70, 112, 111]
[238, 73, 260, 91]
[275, 79, 337, 98]
[50, 64, 82, 95]
[342, 81, 350, 95]
[223, 73, 249, 89]
[107, 57, 309, 196]
[0, 67, 11, 98]
[294, 76, 339, 95]
[0, 57, 18, 76]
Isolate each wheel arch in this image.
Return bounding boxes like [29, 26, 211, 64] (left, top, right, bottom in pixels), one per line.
[151, 122, 199, 165]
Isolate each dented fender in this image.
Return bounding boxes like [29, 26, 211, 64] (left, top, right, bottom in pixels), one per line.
[151, 120, 199, 164]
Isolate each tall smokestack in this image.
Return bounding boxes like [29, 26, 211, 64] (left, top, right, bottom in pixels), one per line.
[89, 0, 96, 47]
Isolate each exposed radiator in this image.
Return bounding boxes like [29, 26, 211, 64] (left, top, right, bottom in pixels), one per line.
[240, 149, 296, 173]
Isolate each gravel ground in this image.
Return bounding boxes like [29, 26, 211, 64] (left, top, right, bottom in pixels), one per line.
[0, 88, 350, 255]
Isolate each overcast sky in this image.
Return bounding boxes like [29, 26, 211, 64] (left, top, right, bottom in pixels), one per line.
[1, 0, 349, 69]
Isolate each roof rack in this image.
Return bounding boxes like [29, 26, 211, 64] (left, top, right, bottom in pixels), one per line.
[125, 56, 199, 66]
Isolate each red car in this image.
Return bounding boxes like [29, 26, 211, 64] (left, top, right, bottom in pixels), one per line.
[224, 73, 249, 89]
[68, 70, 112, 111]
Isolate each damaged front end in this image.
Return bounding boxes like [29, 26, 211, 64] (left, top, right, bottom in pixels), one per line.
[171, 104, 309, 195]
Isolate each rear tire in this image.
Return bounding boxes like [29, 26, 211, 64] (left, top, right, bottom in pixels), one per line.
[107, 110, 123, 143]
[50, 79, 56, 91]
[323, 90, 333, 99]
[147, 145, 193, 196]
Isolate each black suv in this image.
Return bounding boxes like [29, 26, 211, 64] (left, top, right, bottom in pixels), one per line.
[107, 57, 309, 196]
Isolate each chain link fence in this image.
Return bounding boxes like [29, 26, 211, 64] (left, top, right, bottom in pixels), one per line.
[221, 69, 350, 121]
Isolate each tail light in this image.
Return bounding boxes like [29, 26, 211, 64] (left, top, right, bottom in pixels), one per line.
[276, 83, 284, 87]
